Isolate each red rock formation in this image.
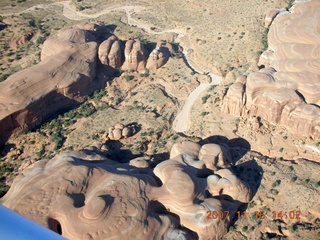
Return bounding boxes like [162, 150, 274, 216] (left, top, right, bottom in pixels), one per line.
[0, 24, 102, 145]
[146, 42, 171, 71]
[1, 141, 251, 240]
[121, 39, 148, 72]
[222, 0, 320, 140]
[98, 35, 122, 69]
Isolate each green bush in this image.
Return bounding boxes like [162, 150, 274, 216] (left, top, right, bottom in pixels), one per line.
[229, 226, 235, 232]
[290, 176, 297, 182]
[124, 75, 134, 81]
[272, 180, 280, 187]
[36, 36, 46, 45]
[0, 74, 9, 82]
[270, 189, 279, 195]
[201, 95, 210, 104]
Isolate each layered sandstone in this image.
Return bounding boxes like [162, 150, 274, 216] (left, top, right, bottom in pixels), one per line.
[0, 24, 170, 145]
[121, 39, 148, 72]
[146, 42, 171, 71]
[0, 24, 101, 145]
[222, 0, 320, 140]
[98, 35, 122, 69]
[1, 141, 251, 240]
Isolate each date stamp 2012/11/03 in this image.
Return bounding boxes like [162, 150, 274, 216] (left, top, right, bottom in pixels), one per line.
[206, 210, 301, 220]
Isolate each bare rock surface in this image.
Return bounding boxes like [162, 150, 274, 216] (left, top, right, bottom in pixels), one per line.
[0, 24, 101, 145]
[146, 42, 171, 71]
[0, 141, 251, 240]
[222, 0, 320, 140]
[121, 39, 148, 72]
[98, 35, 122, 69]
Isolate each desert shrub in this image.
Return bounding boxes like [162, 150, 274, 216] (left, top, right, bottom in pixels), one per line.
[200, 112, 209, 117]
[201, 95, 210, 104]
[140, 69, 150, 77]
[0, 74, 9, 82]
[287, 0, 295, 10]
[290, 176, 297, 182]
[124, 75, 134, 81]
[36, 36, 46, 45]
[261, 28, 269, 51]
[289, 225, 296, 233]
[6, 52, 14, 57]
[270, 189, 279, 195]
[93, 89, 106, 100]
[272, 180, 281, 187]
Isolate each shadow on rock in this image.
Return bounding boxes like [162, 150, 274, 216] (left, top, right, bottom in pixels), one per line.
[199, 135, 263, 206]
[200, 135, 251, 165]
[233, 160, 263, 201]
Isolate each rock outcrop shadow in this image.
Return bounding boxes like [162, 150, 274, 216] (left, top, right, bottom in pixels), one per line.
[199, 135, 263, 222]
[233, 160, 263, 199]
[200, 135, 251, 165]
[103, 140, 140, 162]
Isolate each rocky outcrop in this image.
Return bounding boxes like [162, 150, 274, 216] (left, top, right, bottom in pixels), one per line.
[146, 42, 171, 71]
[0, 23, 171, 145]
[222, 0, 320, 140]
[0, 24, 102, 145]
[106, 123, 136, 141]
[0, 141, 251, 240]
[98, 35, 122, 69]
[121, 39, 148, 72]
[264, 9, 282, 28]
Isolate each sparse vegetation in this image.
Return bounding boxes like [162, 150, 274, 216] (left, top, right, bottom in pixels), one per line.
[201, 95, 210, 104]
[36, 36, 46, 45]
[124, 75, 134, 81]
[0, 74, 9, 82]
[200, 112, 209, 117]
[291, 176, 297, 182]
[270, 189, 279, 195]
[287, 0, 295, 10]
[272, 180, 281, 187]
